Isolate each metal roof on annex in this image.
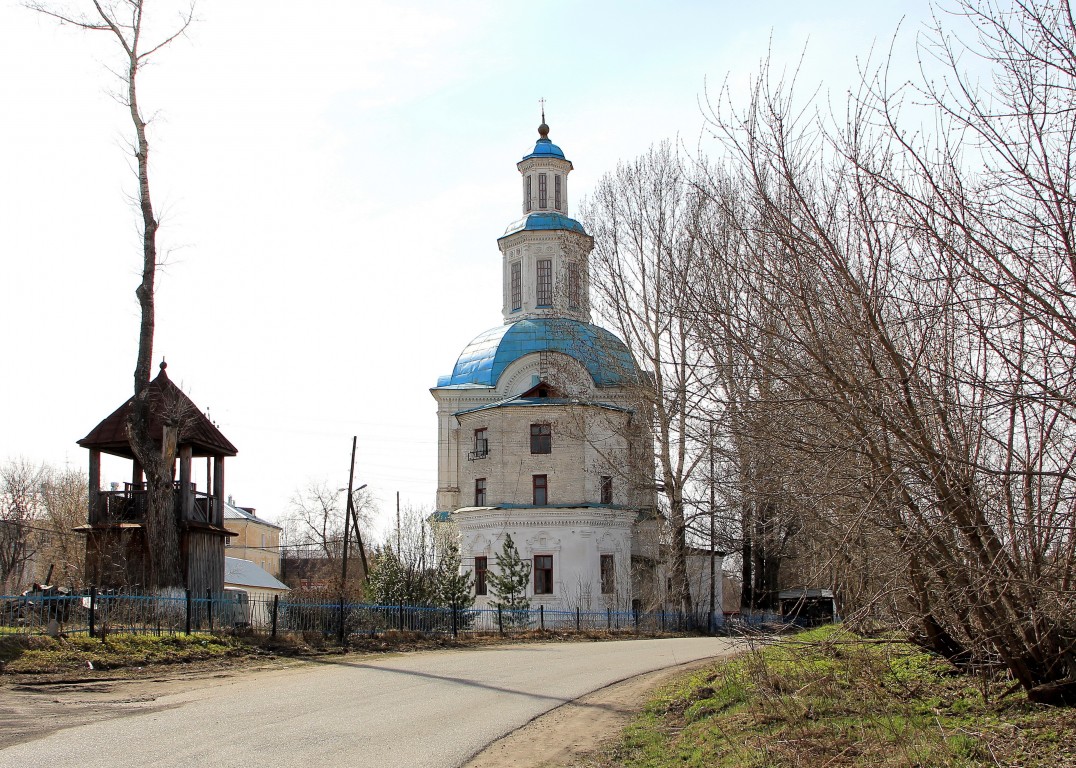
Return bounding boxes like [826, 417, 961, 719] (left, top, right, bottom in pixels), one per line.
[435, 318, 638, 389]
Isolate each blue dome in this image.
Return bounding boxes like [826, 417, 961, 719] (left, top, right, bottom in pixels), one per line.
[522, 137, 566, 161]
[437, 318, 637, 389]
[500, 212, 588, 238]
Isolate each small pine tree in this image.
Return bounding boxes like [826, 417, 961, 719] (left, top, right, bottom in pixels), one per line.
[436, 539, 475, 610]
[488, 534, 531, 617]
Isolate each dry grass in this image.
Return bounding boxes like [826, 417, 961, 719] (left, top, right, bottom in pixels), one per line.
[591, 625, 1076, 768]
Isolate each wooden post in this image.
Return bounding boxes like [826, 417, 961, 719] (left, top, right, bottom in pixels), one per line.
[497, 605, 503, 636]
[185, 589, 192, 635]
[206, 588, 214, 632]
[88, 450, 101, 524]
[212, 458, 225, 526]
[451, 604, 458, 638]
[337, 598, 346, 646]
[179, 445, 193, 521]
[576, 606, 580, 631]
[88, 586, 97, 638]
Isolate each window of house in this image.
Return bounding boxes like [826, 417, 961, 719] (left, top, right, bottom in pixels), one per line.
[600, 475, 613, 504]
[534, 555, 553, 594]
[536, 259, 552, 306]
[475, 556, 488, 596]
[475, 477, 487, 506]
[533, 474, 548, 505]
[474, 427, 488, 457]
[567, 261, 580, 309]
[600, 554, 615, 594]
[526, 176, 533, 211]
[555, 175, 562, 209]
[538, 173, 548, 208]
[530, 423, 551, 454]
[511, 261, 521, 311]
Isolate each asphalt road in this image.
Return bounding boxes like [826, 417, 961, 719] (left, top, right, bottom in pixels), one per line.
[1, 637, 737, 768]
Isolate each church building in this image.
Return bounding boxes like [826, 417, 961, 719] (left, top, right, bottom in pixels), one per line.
[432, 117, 661, 611]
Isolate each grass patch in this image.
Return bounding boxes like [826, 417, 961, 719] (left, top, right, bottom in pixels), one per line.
[0, 632, 244, 673]
[597, 625, 1076, 767]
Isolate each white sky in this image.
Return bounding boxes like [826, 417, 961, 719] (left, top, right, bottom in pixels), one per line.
[0, 0, 933, 538]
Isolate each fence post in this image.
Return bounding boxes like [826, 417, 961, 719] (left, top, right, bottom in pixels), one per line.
[271, 594, 279, 639]
[607, 609, 611, 630]
[497, 605, 503, 636]
[451, 604, 458, 638]
[576, 606, 580, 632]
[185, 589, 192, 635]
[337, 598, 346, 645]
[538, 604, 543, 632]
[88, 586, 97, 639]
[206, 589, 214, 632]
[661, 609, 665, 633]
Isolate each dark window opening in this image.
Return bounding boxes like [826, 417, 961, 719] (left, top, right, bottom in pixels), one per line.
[600, 475, 613, 504]
[538, 173, 548, 208]
[533, 474, 548, 506]
[526, 176, 533, 211]
[536, 259, 553, 306]
[474, 428, 488, 457]
[511, 261, 521, 311]
[475, 556, 488, 596]
[475, 477, 486, 506]
[600, 554, 615, 594]
[534, 554, 553, 594]
[530, 423, 551, 454]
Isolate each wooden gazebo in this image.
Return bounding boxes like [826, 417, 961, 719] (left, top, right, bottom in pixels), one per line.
[76, 362, 237, 595]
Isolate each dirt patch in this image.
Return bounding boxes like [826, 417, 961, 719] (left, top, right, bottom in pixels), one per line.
[462, 657, 724, 768]
[0, 655, 298, 749]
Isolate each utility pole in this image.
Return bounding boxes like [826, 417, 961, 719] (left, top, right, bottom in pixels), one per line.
[341, 436, 357, 596]
[709, 422, 716, 634]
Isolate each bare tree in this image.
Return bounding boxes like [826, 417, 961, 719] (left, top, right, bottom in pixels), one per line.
[0, 460, 47, 591]
[30, 0, 195, 590]
[582, 142, 715, 615]
[280, 480, 375, 595]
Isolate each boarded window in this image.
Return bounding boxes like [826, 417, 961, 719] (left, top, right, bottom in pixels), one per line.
[536, 259, 553, 306]
[534, 555, 553, 594]
[600, 554, 615, 594]
[475, 556, 488, 596]
[567, 261, 581, 309]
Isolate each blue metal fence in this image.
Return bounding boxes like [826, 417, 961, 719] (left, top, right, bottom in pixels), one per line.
[0, 590, 746, 641]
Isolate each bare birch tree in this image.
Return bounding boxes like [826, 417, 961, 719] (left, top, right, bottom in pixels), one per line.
[30, 0, 194, 589]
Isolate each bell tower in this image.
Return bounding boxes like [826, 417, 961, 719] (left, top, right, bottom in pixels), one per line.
[497, 110, 593, 324]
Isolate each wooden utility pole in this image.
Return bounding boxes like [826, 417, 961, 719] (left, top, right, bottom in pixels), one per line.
[341, 436, 357, 595]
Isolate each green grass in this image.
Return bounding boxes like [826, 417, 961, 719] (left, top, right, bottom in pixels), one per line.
[597, 626, 1076, 768]
[0, 632, 244, 673]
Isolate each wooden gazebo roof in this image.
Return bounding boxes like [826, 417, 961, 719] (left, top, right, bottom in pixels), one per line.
[78, 362, 238, 459]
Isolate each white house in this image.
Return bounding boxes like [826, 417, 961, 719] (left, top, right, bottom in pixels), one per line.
[432, 116, 668, 612]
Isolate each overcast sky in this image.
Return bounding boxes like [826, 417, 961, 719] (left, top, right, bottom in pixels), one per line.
[0, 0, 934, 538]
